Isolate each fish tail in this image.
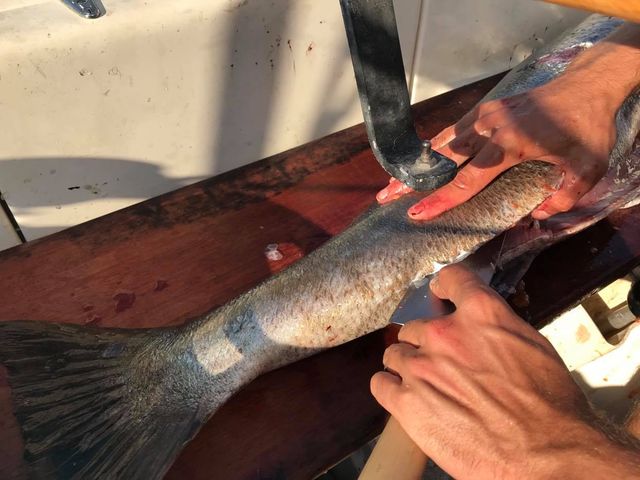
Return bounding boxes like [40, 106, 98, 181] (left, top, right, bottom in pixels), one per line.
[0, 320, 202, 480]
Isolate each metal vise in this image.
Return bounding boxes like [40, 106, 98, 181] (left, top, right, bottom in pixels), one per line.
[339, 0, 457, 191]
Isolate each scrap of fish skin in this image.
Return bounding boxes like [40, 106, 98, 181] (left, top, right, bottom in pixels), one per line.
[1, 15, 640, 480]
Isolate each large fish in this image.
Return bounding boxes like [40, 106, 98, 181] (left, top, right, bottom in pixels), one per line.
[1, 14, 640, 479]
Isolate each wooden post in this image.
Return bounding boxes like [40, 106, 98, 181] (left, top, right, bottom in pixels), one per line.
[358, 417, 428, 480]
[542, 0, 640, 23]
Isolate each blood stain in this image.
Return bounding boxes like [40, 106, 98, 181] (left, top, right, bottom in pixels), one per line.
[113, 292, 136, 313]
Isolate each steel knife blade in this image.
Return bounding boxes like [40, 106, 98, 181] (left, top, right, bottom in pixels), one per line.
[389, 244, 497, 326]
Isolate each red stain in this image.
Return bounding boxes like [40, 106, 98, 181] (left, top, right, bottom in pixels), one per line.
[86, 314, 102, 325]
[154, 279, 169, 292]
[326, 325, 332, 331]
[575, 324, 590, 344]
[113, 292, 136, 313]
[410, 195, 450, 221]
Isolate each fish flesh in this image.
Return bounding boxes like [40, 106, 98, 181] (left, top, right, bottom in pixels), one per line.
[1, 15, 640, 480]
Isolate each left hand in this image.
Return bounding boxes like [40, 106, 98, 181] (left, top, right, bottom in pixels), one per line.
[370, 264, 640, 479]
[376, 69, 617, 221]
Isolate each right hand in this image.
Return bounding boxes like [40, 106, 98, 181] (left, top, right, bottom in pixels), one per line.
[371, 264, 640, 479]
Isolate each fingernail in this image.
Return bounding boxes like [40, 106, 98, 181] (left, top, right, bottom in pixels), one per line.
[408, 204, 424, 217]
[377, 190, 388, 201]
[533, 210, 551, 220]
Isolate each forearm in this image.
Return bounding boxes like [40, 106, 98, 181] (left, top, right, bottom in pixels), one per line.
[562, 22, 640, 111]
[549, 425, 640, 478]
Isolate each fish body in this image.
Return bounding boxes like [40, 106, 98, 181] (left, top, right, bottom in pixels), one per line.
[1, 15, 640, 479]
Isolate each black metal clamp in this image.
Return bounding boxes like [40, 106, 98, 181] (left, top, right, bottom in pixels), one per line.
[339, 0, 457, 191]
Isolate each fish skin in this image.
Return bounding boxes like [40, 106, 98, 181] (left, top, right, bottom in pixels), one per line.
[1, 14, 640, 480]
[186, 161, 559, 411]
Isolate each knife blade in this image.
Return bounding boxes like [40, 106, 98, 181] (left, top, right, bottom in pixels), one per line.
[389, 243, 497, 326]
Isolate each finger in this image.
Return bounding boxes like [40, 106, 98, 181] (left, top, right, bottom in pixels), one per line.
[407, 143, 513, 220]
[430, 103, 483, 151]
[397, 318, 429, 346]
[436, 128, 493, 165]
[431, 95, 518, 154]
[532, 158, 605, 220]
[382, 342, 418, 375]
[453, 97, 518, 132]
[430, 124, 457, 150]
[397, 317, 451, 346]
[370, 371, 403, 412]
[429, 264, 494, 308]
[377, 178, 414, 204]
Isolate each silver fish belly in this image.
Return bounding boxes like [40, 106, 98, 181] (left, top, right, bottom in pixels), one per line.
[1, 14, 639, 480]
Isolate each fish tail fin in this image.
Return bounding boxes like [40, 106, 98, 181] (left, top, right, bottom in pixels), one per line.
[0, 321, 203, 480]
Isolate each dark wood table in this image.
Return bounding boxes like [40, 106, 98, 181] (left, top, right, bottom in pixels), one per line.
[1, 73, 639, 480]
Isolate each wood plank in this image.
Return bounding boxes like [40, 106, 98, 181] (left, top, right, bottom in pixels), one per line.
[1, 71, 639, 479]
[515, 207, 640, 324]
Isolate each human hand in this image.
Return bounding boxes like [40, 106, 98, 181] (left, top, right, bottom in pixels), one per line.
[371, 264, 640, 479]
[377, 72, 617, 221]
[426, 73, 615, 222]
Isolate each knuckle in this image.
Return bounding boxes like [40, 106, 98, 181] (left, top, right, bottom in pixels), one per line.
[421, 318, 454, 343]
[434, 264, 454, 285]
[383, 343, 401, 361]
[549, 194, 575, 212]
[370, 372, 389, 397]
[370, 374, 398, 408]
[462, 289, 492, 309]
[370, 372, 384, 394]
[437, 263, 468, 284]
[471, 119, 489, 136]
[406, 354, 432, 377]
[476, 103, 491, 115]
[460, 286, 501, 314]
[491, 128, 512, 147]
[450, 132, 479, 153]
[399, 319, 427, 344]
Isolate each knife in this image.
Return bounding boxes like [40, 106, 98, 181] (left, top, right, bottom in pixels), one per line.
[359, 243, 498, 480]
[389, 244, 497, 327]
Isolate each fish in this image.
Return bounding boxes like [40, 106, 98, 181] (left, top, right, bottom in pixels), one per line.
[1, 14, 640, 480]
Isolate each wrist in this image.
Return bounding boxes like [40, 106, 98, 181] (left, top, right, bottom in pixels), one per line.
[563, 24, 640, 113]
[533, 421, 640, 479]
